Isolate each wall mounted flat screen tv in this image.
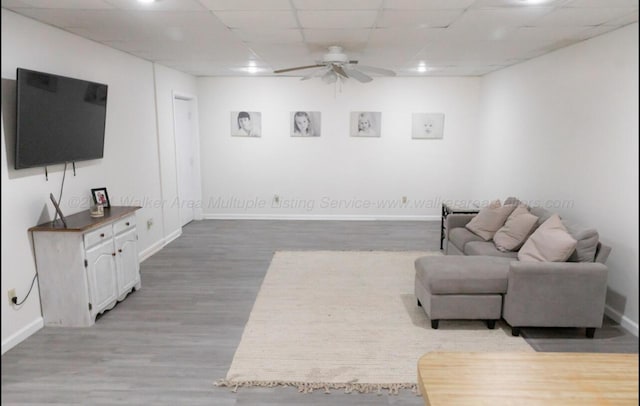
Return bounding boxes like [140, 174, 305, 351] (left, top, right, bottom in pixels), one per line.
[15, 68, 108, 169]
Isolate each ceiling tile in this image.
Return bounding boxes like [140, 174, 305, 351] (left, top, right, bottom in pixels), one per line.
[383, 0, 475, 9]
[293, 0, 383, 9]
[0, 0, 32, 6]
[7, 0, 113, 8]
[104, 0, 206, 11]
[533, 6, 637, 26]
[199, 0, 292, 10]
[601, 9, 638, 25]
[377, 9, 463, 28]
[3, 0, 637, 77]
[249, 43, 314, 70]
[297, 10, 379, 28]
[231, 28, 304, 43]
[213, 10, 298, 29]
[303, 28, 371, 43]
[103, 37, 255, 61]
[564, 0, 639, 7]
[453, 7, 554, 27]
[472, 0, 567, 8]
[510, 25, 592, 42]
[368, 27, 437, 45]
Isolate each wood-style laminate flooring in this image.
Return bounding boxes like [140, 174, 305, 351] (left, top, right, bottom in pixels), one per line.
[2, 220, 638, 405]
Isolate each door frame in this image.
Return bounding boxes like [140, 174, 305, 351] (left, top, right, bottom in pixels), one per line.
[171, 91, 203, 224]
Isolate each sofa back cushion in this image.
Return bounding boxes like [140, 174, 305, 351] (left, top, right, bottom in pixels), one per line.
[518, 214, 577, 262]
[564, 222, 600, 262]
[465, 201, 517, 241]
[493, 205, 539, 252]
[529, 206, 554, 228]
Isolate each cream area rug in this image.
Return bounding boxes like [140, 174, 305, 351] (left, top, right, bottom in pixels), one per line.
[216, 251, 533, 394]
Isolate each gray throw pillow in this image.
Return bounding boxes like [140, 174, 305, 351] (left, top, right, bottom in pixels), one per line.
[518, 214, 577, 262]
[493, 205, 539, 252]
[465, 202, 517, 241]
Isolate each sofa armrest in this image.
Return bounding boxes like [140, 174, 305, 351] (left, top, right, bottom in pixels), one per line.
[503, 261, 608, 328]
[446, 213, 476, 232]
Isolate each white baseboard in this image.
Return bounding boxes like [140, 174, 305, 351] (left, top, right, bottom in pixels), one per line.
[203, 213, 440, 221]
[163, 228, 182, 245]
[605, 305, 639, 337]
[1, 317, 43, 355]
[138, 229, 183, 262]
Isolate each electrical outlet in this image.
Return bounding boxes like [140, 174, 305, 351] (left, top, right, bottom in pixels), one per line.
[8, 289, 16, 305]
[402, 196, 408, 204]
[147, 218, 153, 230]
[274, 195, 280, 204]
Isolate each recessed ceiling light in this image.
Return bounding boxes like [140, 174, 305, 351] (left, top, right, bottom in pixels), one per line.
[138, 0, 155, 4]
[246, 61, 258, 74]
[417, 62, 428, 73]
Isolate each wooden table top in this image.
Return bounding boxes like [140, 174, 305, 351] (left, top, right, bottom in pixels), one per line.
[418, 352, 638, 406]
[29, 206, 141, 233]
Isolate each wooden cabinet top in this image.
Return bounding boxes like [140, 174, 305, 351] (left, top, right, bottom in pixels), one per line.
[29, 206, 141, 233]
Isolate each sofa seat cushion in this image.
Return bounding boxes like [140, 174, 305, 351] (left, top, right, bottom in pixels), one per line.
[464, 241, 519, 258]
[415, 256, 513, 295]
[448, 227, 484, 252]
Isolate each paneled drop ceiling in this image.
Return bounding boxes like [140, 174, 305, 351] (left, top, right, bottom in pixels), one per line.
[1, 0, 638, 76]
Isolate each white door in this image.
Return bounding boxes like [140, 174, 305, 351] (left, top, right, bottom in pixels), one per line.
[174, 97, 197, 226]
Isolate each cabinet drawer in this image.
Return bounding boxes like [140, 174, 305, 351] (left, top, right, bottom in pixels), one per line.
[84, 225, 113, 249]
[114, 216, 136, 235]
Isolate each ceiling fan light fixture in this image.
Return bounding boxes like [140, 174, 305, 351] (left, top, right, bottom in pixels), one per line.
[274, 46, 395, 84]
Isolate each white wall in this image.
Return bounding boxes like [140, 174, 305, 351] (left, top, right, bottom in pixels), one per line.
[197, 76, 482, 220]
[474, 24, 639, 334]
[151, 63, 200, 244]
[1, 10, 197, 353]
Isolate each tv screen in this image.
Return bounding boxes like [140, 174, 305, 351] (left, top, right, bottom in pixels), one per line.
[15, 68, 108, 169]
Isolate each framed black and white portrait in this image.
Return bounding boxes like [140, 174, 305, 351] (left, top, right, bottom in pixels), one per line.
[350, 112, 381, 137]
[231, 111, 262, 137]
[290, 111, 321, 137]
[412, 113, 445, 139]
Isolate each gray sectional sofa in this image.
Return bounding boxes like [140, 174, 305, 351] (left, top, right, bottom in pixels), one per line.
[415, 206, 611, 338]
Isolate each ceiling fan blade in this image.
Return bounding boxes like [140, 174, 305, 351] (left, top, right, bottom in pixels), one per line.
[343, 68, 373, 83]
[301, 66, 330, 81]
[355, 65, 396, 76]
[274, 64, 325, 74]
[332, 64, 349, 78]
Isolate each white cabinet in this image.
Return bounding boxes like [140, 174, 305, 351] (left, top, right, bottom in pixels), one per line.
[30, 207, 141, 327]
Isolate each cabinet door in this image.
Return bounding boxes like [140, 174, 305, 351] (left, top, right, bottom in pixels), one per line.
[85, 239, 118, 316]
[115, 227, 140, 296]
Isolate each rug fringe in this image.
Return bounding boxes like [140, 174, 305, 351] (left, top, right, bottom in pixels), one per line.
[213, 379, 419, 395]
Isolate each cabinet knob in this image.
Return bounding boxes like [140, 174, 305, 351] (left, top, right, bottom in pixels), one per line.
[118, 249, 122, 253]
[100, 233, 105, 237]
[125, 222, 130, 226]
[112, 252, 116, 256]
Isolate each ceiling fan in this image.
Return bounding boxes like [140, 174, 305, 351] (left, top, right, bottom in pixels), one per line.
[273, 46, 396, 83]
